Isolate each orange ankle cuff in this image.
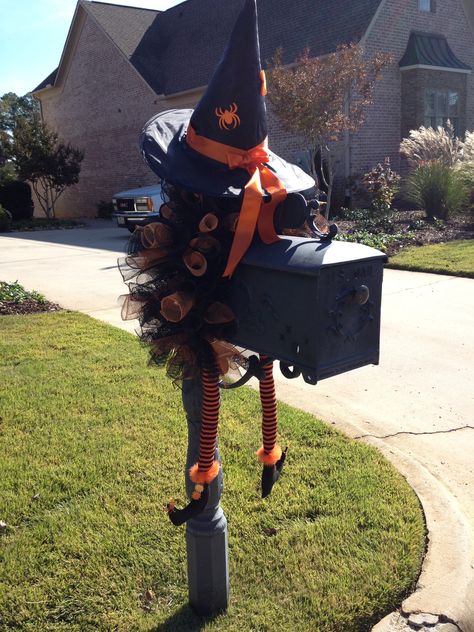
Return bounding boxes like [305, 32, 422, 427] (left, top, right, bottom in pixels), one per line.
[189, 460, 220, 484]
[256, 445, 282, 466]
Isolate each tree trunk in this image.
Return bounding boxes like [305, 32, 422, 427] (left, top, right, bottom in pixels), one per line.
[49, 188, 55, 219]
[324, 147, 333, 219]
[31, 181, 50, 218]
[313, 143, 333, 220]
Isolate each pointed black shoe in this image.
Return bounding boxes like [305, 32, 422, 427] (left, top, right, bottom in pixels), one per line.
[167, 485, 210, 526]
[261, 447, 287, 498]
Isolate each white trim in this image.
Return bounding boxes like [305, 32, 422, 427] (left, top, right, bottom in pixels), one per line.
[31, 3, 86, 96]
[400, 64, 471, 74]
[31, 85, 61, 99]
[55, 1, 84, 86]
[80, 1, 160, 98]
[156, 85, 205, 101]
[360, 0, 388, 46]
[31, 84, 56, 96]
[54, 2, 87, 90]
[418, 0, 434, 13]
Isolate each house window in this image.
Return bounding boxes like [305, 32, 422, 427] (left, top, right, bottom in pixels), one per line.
[418, 0, 435, 12]
[424, 89, 460, 135]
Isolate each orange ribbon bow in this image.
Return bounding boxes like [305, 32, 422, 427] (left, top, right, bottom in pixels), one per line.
[186, 125, 287, 277]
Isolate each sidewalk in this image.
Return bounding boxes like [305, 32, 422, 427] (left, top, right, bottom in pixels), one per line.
[1, 223, 473, 631]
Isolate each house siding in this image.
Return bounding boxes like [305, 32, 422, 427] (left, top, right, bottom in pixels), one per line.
[37, 0, 473, 217]
[351, 0, 474, 184]
[37, 12, 163, 218]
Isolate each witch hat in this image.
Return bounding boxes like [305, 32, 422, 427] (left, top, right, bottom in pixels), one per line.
[140, 0, 314, 277]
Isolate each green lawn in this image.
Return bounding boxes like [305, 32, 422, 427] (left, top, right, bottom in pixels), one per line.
[388, 239, 474, 278]
[0, 312, 425, 631]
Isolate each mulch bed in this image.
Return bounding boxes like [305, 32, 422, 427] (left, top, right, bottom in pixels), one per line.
[336, 209, 474, 256]
[0, 299, 62, 316]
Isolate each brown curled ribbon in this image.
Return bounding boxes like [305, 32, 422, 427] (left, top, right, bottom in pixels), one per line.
[160, 290, 195, 322]
[183, 250, 208, 277]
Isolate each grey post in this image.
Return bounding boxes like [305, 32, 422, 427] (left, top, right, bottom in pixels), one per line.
[182, 375, 229, 615]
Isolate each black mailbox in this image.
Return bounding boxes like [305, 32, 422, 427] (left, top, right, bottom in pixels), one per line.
[226, 236, 387, 385]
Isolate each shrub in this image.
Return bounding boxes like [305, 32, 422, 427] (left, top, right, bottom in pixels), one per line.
[336, 229, 414, 253]
[455, 159, 474, 209]
[337, 205, 394, 234]
[462, 131, 474, 162]
[0, 205, 12, 232]
[10, 218, 82, 231]
[0, 180, 34, 221]
[0, 163, 16, 187]
[0, 280, 46, 304]
[96, 200, 114, 219]
[405, 162, 469, 221]
[362, 157, 400, 213]
[400, 123, 462, 168]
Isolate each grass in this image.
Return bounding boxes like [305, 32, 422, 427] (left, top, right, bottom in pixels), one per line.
[388, 239, 474, 278]
[0, 312, 425, 631]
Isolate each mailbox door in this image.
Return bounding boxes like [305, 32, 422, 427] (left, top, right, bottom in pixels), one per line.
[315, 259, 384, 381]
[226, 237, 386, 383]
[227, 265, 319, 370]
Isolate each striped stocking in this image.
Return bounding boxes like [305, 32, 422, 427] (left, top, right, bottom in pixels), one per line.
[256, 355, 282, 465]
[188, 360, 220, 491]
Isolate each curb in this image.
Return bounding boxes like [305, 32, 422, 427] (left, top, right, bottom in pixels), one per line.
[373, 612, 461, 632]
[249, 376, 474, 632]
[364, 438, 473, 632]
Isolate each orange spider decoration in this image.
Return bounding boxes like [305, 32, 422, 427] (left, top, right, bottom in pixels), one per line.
[215, 103, 241, 130]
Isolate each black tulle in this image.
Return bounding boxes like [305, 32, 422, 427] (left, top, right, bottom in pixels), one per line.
[118, 182, 246, 383]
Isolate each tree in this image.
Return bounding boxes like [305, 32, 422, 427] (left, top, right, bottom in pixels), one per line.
[0, 93, 40, 185]
[0, 93, 39, 167]
[11, 117, 84, 218]
[268, 43, 392, 216]
[0, 93, 39, 135]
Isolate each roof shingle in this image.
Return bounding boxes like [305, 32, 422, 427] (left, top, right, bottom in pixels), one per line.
[32, 67, 58, 93]
[86, 1, 160, 60]
[34, 0, 383, 96]
[128, 0, 384, 95]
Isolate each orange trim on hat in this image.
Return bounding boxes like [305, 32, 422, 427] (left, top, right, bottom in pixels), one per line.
[260, 70, 267, 96]
[186, 125, 287, 277]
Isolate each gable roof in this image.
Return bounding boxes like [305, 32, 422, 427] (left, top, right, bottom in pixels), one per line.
[32, 1, 160, 94]
[399, 31, 471, 72]
[86, 1, 159, 61]
[33, 68, 59, 92]
[33, 0, 383, 96]
[129, 0, 384, 96]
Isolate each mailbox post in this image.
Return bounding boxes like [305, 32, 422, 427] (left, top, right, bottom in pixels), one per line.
[182, 376, 229, 615]
[122, 0, 387, 619]
[179, 235, 386, 615]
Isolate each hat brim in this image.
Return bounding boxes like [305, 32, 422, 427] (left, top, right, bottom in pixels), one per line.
[140, 109, 315, 198]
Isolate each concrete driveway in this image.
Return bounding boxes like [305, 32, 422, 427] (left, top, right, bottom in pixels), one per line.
[1, 221, 473, 632]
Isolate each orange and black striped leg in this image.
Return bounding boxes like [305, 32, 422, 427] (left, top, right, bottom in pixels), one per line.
[168, 361, 221, 526]
[256, 355, 287, 498]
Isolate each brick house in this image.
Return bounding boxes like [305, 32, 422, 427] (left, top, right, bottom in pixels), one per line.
[32, 0, 474, 218]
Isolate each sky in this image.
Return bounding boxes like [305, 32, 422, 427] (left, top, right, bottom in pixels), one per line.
[0, 0, 183, 97]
